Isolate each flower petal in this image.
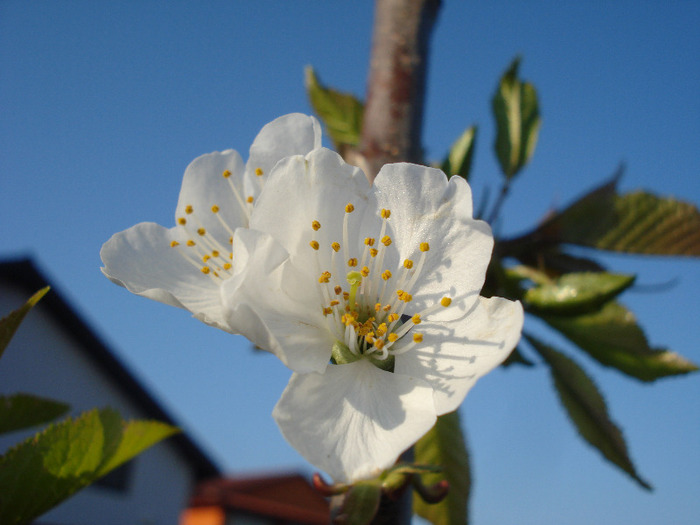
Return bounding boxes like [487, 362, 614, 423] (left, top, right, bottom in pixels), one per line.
[273, 359, 437, 482]
[395, 296, 524, 414]
[100, 222, 230, 330]
[221, 228, 334, 373]
[368, 163, 493, 311]
[175, 149, 249, 240]
[245, 113, 323, 199]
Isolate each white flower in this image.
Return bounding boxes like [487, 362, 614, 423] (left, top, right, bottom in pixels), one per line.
[223, 147, 524, 482]
[100, 113, 322, 330]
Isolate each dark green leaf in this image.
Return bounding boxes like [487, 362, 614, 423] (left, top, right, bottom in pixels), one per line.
[525, 334, 652, 490]
[0, 394, 70, 435]
[535, 173, 700, 255]
[544, 301, 698, 381]
[0, 287, 49, 360]
[524, 272, 635, 315]
[0, 408, 178, 525]
[492, 57, 541, 180]
[413, 411, 470, 525]
[305, 66, 364, 150]
[441, 126, 477, 181]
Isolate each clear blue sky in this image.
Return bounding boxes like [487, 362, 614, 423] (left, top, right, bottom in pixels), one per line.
[2, 2, 698, 524]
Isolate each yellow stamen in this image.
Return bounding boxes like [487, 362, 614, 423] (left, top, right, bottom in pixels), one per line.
[201, 266, 210, 274]
[332, 242, 341, 252]
[255, 167, 264, 176]
[364, 237, 375, 246]
[222, 170, 232, 178]
[323, 307, 333, 316]
[370, 248, 378, 257]
[381, 270, 392, 281]
[310, 240, 320, 250]
[319, 271, 332, 284]
[330, 300, 340, 307]
[187, 240, 196, 247]
[411, 314, 421, 325]
[211, 250, 220, 257]
[441, 297, 452, 307]
[348, 258, 358, 267]
[388, 333, 398, 342]
[381, 236, 392, 246]
[197, 228, 206, 236]
[361, 266, 370, 277]
[178, 218, 187, 225]
[223, 263, 232, 270]
[185, 205, 194, 214]
[334, 285, 343, 295]
[420, 242, 430, 252]
[413, 333, 423, 343]
[380, 209, 391, 219]
[345, 203, 355, 213]
[170, 240, 180, 247]
[388, 313, 399, 323]
[211, 205, 220, 213]
[312, 220, 321, 231]
[246, 196, 254, 203]
[403, 259, 414, 269]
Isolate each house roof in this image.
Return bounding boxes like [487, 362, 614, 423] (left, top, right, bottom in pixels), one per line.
[186, 472, 330, 525]
[0, 257, 220, 481]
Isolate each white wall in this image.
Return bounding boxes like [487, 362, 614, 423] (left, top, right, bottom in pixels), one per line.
[0, 285, 197, 525]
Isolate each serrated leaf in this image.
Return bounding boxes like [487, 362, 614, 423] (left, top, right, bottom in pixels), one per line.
[441, 126, 477, 181]
[413, 411, 470, 525]
[0, 394, 70, 435]
[544, 301, 698, 381]
[0, 287, 49, 360]
[535, 173, 700, 255]
[305, 66, 364, 149]
[525, 334, 652, 490]
[492, 57, 541, 180]
[524, 272, 635, 315]
[0, 408, 178, 525]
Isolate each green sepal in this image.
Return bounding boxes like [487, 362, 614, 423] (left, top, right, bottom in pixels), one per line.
[331, 341, 360, 365]
[525, 334, 652, 490]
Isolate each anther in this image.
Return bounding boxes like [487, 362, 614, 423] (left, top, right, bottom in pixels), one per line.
[255, 167, 263, 176]
[211, 205, 220, 213]
[370, 248, 378, 257]
[223, 263, 232, 270]
[186, 240, 196, 247]
[334, 285, 343, 295]
[403, 259, 414, 269]
[381, 236, 392, 246]
[345, 203, 355, 213]
[413, 333, 423, 343]
[387, 313, 399, 323]
[319, 271, 332, 284]
[381, 209, 391, 219]
[381, 270, 392, 280]
[347, 258, 358, 267]
[420, 242, 430, 252]
[441, 297, 452, 307]
[312, 220, 321, 231]
[211, 250, 220, 257]
[310, 240, 320, 250]
[387, 333, 398, 342]
[364, 237, 375, 246]
[412, 314, 422, 324]
[178, 218, 187, 225]
[170, 241, 180, 247]
[197, 228, 206, 236]
[332, 242, 341, 252]
[201, 267, 211, 274]
[185, 205, 194, 214]
[361, 266, 370, 277]
[246, 196, 254, 203]
[222, 170, 232, 178]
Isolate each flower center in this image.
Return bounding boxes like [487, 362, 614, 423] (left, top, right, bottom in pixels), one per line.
[168, 167, 263, 280]
[311, 204, 452, 372]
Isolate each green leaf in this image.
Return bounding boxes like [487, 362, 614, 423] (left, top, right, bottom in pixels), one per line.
[0, 287, 50, 360]
[334, 479, 382, 525]
[535, 173, 700, 255]
[544, 301, 698, 381]
[524, 272, 635, 315]
[525, 334, 652, 490]
[305, 65, 364, 150]
[0, 408, 178, 525]
[441, 126, 477, 181]
[413, 411, 470, 525]
[0, 394, 70, 435]
[492, 57, 541, 180]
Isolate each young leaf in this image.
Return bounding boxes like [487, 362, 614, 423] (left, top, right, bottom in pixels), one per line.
[413, 410, 470, 525]
[441, 126, 477, 181]
[543, 301, 698, 381]
[524, 272, 635, 315]
[525, 334, 652, 490]
[0, 408, 178, 525]
[305, 65, 364, 150]
[0, 394, 70, 435]
[532, 173, 700, 255]
[0, 287, 49, 360]
[492, 57, 541, 180]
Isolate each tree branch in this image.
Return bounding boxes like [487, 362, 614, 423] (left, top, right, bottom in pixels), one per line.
[359, 0, 442, 181]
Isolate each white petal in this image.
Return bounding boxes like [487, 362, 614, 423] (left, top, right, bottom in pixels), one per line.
[175, 150, 249, 239]
[250, 147, 371, 274]
[245, 113, 323, 198]
[395, 296, 524, 414]
[221, 228, 333, 373]
[273, 360, 437, 482]
[368, 163, 493, 310]
[100, 222, 230, 330]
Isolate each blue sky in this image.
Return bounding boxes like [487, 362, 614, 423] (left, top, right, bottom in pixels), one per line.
[1, 1, 698, 524]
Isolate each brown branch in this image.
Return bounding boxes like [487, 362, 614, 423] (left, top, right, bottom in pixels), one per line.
[359, 0, 442, 181]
